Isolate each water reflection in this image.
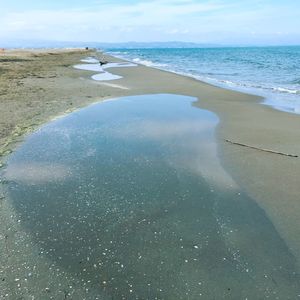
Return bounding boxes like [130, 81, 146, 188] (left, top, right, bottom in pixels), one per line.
[3, 94, 300, 299]
[73, 59, 137, 81]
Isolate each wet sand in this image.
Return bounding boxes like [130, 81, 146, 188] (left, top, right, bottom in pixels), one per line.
[1, 49, 300, 298]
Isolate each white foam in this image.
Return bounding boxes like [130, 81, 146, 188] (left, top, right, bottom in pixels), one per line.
[156, 68, 300, 115]
[132, 58, 167, 68]
[272, 87, 299, 94]
[263, 97, 300, 114]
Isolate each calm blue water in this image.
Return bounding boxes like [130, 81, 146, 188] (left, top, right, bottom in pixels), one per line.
[108, 47, 300, 114]
[3, 94, 300, 298]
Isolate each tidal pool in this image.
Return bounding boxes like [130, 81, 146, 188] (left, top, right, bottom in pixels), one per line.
[2, 94, 300, 299]
[74, 58, 137, 81]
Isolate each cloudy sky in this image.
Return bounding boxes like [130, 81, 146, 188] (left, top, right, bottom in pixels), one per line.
[0, 0, 299, 45]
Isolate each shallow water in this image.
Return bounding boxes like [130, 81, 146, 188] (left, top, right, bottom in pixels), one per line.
[2, 94, 300, 299]
[74, 58, 137, 81]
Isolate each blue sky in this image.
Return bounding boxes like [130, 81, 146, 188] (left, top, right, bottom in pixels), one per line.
[0, 0, 299, 45]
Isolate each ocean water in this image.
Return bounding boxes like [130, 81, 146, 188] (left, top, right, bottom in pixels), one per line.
[107, 46, 300, 114]
[3, 94, 300, 298]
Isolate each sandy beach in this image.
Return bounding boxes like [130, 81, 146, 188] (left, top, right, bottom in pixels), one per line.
[1, 49, 300, 298]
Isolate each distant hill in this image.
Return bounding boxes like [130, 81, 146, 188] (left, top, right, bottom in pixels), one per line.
[0, 39, 223, 49]
[96, 41, 222, 49]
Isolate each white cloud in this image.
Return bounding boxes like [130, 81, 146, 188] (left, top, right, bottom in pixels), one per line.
[0, 0, 223, 41]
[107, 118, 237, 189]
[0, 0, 299, 44]
[5, 162, 72, 185]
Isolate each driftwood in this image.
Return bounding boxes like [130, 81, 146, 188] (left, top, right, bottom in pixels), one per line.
[225, 139, 298, 158]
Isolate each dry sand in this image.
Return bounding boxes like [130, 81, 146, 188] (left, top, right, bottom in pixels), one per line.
[0, 48, 129, 163]
[1, 49, 300, 297]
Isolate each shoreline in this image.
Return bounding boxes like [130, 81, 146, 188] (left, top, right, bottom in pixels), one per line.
[1, 49, 300, 272]
[108, 48, 300, 115]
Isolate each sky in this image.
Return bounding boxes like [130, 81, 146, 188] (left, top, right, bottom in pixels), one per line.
[0, 0, 300, 45]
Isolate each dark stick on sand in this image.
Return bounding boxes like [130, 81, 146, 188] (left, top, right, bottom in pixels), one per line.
[100, 60, 108, 66]
[225, 139, 298, 158]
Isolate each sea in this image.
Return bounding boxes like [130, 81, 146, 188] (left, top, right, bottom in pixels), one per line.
[107, 46, 300, 114]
